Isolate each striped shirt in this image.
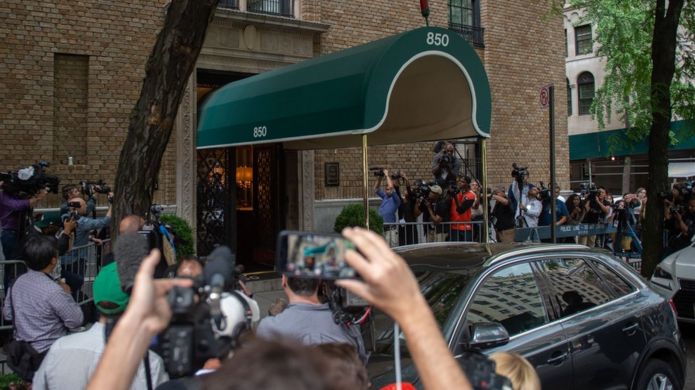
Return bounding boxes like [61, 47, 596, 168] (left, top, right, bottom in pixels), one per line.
[2, 269, 83, 353]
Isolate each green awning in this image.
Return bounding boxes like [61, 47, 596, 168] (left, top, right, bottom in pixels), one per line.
[197, 26, 491, 150]
[569, 119, 695, 160]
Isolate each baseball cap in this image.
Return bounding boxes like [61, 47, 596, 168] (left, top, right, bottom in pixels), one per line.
[93, 262, 130, 315]
[429, 185, 443, 195]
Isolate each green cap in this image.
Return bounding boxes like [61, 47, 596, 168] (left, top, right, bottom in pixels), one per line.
[93, 262, 129, 315]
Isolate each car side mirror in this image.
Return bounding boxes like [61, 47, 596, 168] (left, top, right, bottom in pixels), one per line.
[468, 322, 510, 349]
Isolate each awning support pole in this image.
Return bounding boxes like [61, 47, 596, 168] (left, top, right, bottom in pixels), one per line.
[362, 134, 370, 229]
[481, 138, 489, 242]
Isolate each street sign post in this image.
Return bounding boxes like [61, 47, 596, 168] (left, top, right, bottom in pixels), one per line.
[539, 84, 556, 242]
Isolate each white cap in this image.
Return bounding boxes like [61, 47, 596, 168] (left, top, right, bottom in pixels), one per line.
[212, 291, 261, 338]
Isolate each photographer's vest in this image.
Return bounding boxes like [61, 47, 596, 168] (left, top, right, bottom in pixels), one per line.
[450, 191, 475, 231]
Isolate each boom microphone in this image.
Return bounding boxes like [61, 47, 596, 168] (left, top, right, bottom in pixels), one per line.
[114, 233, 150, 293]
[204, 246, 235, 331]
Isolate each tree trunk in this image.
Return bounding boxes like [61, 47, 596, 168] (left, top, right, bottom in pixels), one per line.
[641, 0, 684, 277]
[112, 0, 220, 235]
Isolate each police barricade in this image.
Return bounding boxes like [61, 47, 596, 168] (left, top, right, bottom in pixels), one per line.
[514, 223, 617, 242]
[382, 221, 485, 247]
[0, 239, 112, 330]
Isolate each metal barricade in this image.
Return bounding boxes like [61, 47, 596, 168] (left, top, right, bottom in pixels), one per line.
[0, 239, 112, 318]
[382, 221, 485, 247]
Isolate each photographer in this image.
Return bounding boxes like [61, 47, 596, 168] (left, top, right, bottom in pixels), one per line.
[508, 164, 534, 226]
[60, 184, 95, 218]
[374, 169, 401, 247]
[0, 187, 47, 259]
[66, 196, 112, 248]
[579, 186, 610, 247]
[491, 188, 516, 243]
[1, 184, 48, 290]
[3, 235, 83, 382]
[418, 185, 451, 242]
[431, 142, 461, 188]
[256, 275, 365, 358]
[395, 172, 421, 245]
[520, 186, 542, 228]
[612, 194, 642, 254]
[449, 176, 476, 241]
[469, 180, 485, 241]
[665, 196, 695, 255]
[33, 261, 168, 389]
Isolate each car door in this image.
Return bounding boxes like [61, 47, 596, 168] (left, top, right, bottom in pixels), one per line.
[459, 261, 573, 390]
[539, 257, 645, 390]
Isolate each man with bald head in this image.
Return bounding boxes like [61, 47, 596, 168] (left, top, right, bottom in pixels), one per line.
[119, 215, 144, 235]
[99, 215, 144, 267]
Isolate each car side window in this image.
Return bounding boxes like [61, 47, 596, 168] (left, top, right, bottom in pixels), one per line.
[466, 262, 548, 337]
[541, 258, 613, 318]
[588, 259, 636, 298]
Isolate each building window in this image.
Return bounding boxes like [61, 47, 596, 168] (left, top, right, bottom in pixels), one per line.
[54, 54, 89, 164]
[448, 0, 484, 47]
[575, 24, 592, 55]
[577, 72, 595, 115]
[564, 29, 568, 57]
[218, 0, 238, 9]
[247, 0, 294, 17]
[566, 78, 572, 116]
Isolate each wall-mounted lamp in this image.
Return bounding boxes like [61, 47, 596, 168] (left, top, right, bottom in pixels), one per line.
[236, 166, 253, 189]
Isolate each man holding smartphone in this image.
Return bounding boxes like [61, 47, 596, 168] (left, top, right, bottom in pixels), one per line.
[256, 275, 365, 357]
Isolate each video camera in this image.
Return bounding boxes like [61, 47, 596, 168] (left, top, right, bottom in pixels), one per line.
[511, 163, 528, 185]
[370, 167, 402, 180]
[160, 246, 253, 377]
[79, 180, 111, 199]
[412, 181, 433, 199]
[0, 161, 60, 199]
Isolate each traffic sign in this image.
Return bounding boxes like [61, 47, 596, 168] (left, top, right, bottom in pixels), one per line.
[539, 85, 551, 108]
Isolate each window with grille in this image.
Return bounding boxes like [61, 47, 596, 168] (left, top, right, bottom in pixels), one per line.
[448, 0, 483, 47]
[575, 25, 593, 55]
[577, 72, 595, 115]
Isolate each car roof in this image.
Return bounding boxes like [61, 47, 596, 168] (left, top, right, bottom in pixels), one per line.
[393, 242, 594, 271]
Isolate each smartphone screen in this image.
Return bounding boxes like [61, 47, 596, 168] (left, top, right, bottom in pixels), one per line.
[276, 231, 356, 279]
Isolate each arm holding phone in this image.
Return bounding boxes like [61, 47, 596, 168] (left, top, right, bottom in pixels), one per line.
[337, 228, 473, 390]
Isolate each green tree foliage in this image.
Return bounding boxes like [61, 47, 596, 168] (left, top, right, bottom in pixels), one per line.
[566, 0, 694, 275]
[160, 214, 195, 261]
[568, 0, 695, 141]
[333, 204, 384, 235]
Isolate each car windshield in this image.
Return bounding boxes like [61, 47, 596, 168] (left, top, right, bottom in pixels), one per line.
[367, 267, 475, 375]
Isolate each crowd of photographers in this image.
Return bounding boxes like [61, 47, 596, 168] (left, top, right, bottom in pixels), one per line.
[372, 141, 695, 255]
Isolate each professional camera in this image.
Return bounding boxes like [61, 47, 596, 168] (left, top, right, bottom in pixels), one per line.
[511, 163, 528, 185]
[160, 246, 253, 378]
[0, 161, 60, 199]
[79, 180, 111, 199]
[412, 181, 432, 199]
[62, 200, 82, 222]
[537, 181, 552, 203]
[457, 350, 513, 390]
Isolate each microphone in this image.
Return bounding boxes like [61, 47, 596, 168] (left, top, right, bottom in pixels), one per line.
[114, 233, 150, 293]
[204, 246, 235, 331]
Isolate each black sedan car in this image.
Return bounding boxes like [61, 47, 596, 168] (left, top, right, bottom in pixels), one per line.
[367, 243, 686, 390]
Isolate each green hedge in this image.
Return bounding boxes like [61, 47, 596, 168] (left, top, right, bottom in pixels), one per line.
[333, 204, 384, 235]
[160, 214, 195, 261]
[0, 373, 26, 390]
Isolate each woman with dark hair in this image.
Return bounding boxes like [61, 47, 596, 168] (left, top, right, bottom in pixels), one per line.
[565, 194, 584, 243]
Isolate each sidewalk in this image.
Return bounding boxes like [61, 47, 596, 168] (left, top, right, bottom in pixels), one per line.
[244, 271, 284, 319]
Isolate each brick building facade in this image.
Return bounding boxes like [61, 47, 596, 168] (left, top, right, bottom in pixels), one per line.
[1, 0, 568, 265]
[0, 1, 177, 208]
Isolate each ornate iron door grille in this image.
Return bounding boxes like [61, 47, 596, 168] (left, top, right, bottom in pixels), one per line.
[196, 148, 235, 256]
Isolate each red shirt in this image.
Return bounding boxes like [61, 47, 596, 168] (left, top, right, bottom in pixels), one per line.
[450, 191, 476, 231]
